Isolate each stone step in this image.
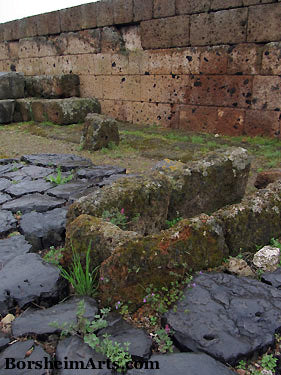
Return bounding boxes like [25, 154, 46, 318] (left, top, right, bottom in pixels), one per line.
[0, 100, 15, 124]
[25, 74, 80, 99]
[14, 97, 101, 125]
[0, 72, 24, 100]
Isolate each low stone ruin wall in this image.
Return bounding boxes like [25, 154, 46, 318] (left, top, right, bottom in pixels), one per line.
[0, 0, 281, 136]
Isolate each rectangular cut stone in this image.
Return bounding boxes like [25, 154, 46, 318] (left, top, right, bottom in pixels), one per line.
[103, 76, 141, 101]
[74, 54, 95, 75]
[96, 0, 114, 27]
[133, 0, 153, 21]
[3, 21, 18, 42]
[199, 46, 228, 74]
[190, 8, 247, 45]
[100, 99, 134, 122]
[18, 17, 38, 39]
[141, 16, 190, 49]
[60, 6, 82, 32]
[101, 27, 123, 53]
[80, 3, 97, 29]
[0, 43, 9, 61]
[210, 0, 242, 10]
[146, 50, 172, 75]
[0, 24, 4, 43]
[227, 44, 262, 75]
[244, 110, 280, 137]
[171, 48, 200, 74]
[113, 0, 133, 24]
[36, 11, 60, 35]
[176, 0, 210, 14]
[80, 75, 104, 99]
[172, 104, 218, 132]
[93, 54, 112, 75]
[19, 37, 59, 59]
[185, 75, 253, 108]
[132, 101, 173, 126]
[154, 0, 176, 18]
[261, 43, 281, 75]
[216, 107, 245, 136]
[111, 53, 129, 75]
[59, 30, 101, 55]
[140, 75, 174, 103]
[252, 76, 281, 110]
[248, 3, 281, 42]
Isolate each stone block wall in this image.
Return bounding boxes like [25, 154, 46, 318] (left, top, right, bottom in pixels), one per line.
[0, 0, 281, 136]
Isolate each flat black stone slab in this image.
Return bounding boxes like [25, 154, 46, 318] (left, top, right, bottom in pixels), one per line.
[21, 154, 93, 171]
[47, 182, 93, 200]
[0, 179, 12, 191]
[0, 210, 17, 236]
[2, 193, 66, 213]
[0, 164, 22, 175]
[20, 165, 54, 179]
[164, 273, 281, 365]
[128, 353, 236, 375]
[0, 340, 51, 375]
[262, 268, 281, 288]
[56, 336, 110, 375]
[0, 193, 12, 205]
[20, 208, 67, 250]
[0, 253, 68, 315]
[5, 179, 52, 197]
[77, 166, 126, 179]
[0, 235, 31, 269]
[98, 313, 152, 361]
[12, 296, 98, 337]
[0, 158, 20, 165]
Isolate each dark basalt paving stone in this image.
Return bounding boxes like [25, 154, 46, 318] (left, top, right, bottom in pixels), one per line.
[20, 208, 67, 250]
[47, 182, 93, 200]
[128, 353, 236, 375]
[0, 333, 9, 352]
[0, 178, 12, 191]
[20, 165, 54, 179]
[0, 340, 51, 375]
[12, 296, 98, 337]
[0, 158, 20, 165]
[0, 163, 22, 175]
[21, 154, 93, 171]
[0, 192, 12, 204]
[98, 313, 152, 361]
[262, 268, 281, 288]
[164, 273, 281, 366]
[2, 193, 66, 213]
[56, 336, 110, 375]
[68, 186, 100, 203]
[5, 179, 52, 197]
[0, 235, 31, 269]
[0, 253, 68, 315]
[77, 165, 126, 179]
[0, 210, 17, 237]
[1, 169, 30, 182]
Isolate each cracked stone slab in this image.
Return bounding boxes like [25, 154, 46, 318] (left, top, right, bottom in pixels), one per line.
[98, 313, 152, 361]
[262, 268, 281, 289]
[5, 179, 52, 197]
[47, 182, 93, 200]
[0, 210, 17, 236]
[2, 193, 66, 213]
[0, 253, 68, 315]
[164, 273, 281, 365]
[0, 179, 12, 191]
[0, 340, 51, 375]
[20, 165, 54, 179]
[0, 158, 20, 165]
[0, 163, 22, 175]
[0, 192, 12, 205]
[77, 166, 126, 179]
[21, 153, 93, 171]
[12, 296, 98, 337]
[20, 208, 67, 250]
[0, 235, 31, 270]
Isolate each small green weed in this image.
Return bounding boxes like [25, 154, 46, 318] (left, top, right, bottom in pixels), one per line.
[102, 208, 140, 230]
[58, 242, 99, 297]
[43, 246, 64, 266]
[46, 166, 73, 185]
[237, 360, 247, 370]
[154, 328, 174, 353]
[260, 354, 277, 372]
[191, 135, 204, 144]
[165, 216, 183, 228]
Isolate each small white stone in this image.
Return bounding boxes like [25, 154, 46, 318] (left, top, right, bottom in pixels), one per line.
[253, 246, 280, 272]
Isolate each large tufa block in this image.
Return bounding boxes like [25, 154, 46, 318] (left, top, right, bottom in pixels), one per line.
[0, 99, 15, 124]
[81, 113, 120, 151]
[25, 74, 80, 99]
[15, 97, 101, 125]
[0, 72, 24, 99]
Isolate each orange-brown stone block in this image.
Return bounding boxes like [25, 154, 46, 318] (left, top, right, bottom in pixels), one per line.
[0, 43, 9, 61]
[79, 75, 104, 99]
[111, 53, 129, 75]
[113, 0, 133, 24]
[173, 104, 218, 132]
[176, 0, 210, 14]
[103, 76, 141, 101]
[132, 101, 173, 126]
[154, 0, 175, 18]
[93, 54, 112, 75]
[18, 17, 38, 39]
[133, 0, 153, 21]
[80, 3, 97, 30]
[185, 75, 253, 108]
[190, 8, 247, 46]
[216, 108, 245, 136]
[141, 15, 190, 49]
[140, 75, 174, 103]
[244, 110, 280, 137]
[210, 0, 242, 10]
[60, 6, 82, 32]
[96, 0, 114, 27]
[248, 3, 281, 43]
[101, 27, 124, 53]
[199, 46, 228, 74]
[170, 48, 200, 75]
[227, 43, 262, 75]
[261, 43, 281, 75]
[252, 76, 281, 111]
[36, 11, 60, 36]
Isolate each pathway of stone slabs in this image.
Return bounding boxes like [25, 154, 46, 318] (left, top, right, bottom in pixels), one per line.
[0, 154, 281, 374]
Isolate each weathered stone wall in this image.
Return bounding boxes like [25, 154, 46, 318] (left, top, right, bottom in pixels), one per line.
[0, 0, 281, 136]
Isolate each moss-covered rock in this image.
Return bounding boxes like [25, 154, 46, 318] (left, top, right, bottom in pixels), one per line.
[157, 147, 250, 219]
[99, 214, 228, 307]
[63, 214, 139, 269]
[67, 173, 172, 235]
[214, 180, 281, 255]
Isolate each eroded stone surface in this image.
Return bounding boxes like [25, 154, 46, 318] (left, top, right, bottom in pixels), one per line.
[253, 246, 280, 272]
[0, 72, 24, 100]
[12, 296, 98, 337]
[5, 179, 52, 197]
[2, 193, 66, 213]
[0, 193, 12, 205]
[0, 179, 12, 191]
[0, 235, 31, 269]
[0, 210, 17, 236]
[47, 182, 93, 200]
[164, 273, 281, 365]
[0, 253, 68, 315]
[0, 100, 15, 124]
